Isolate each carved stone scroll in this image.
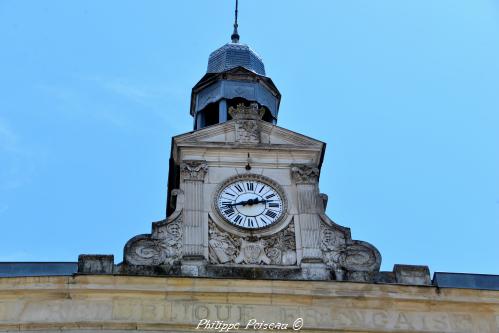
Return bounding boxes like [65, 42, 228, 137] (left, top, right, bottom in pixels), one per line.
[124, 215, 183, 266]
[319, 216, 381, 282]
[124, 189, 185, 268]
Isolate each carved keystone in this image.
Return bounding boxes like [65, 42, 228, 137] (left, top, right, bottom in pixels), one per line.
[393, 264, 431, 285]
[78, 254, 114, 274]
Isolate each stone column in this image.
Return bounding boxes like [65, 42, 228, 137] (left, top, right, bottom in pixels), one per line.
[219, 99, 227, 122]
[180, 160, 208, 276]
[292, 164, 329, 280]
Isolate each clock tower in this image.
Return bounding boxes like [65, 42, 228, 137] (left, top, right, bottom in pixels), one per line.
[3, 3, 499, 333]
[121, 7, 381, 282]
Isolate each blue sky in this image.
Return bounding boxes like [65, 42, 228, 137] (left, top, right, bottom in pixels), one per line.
[0, 1, 498, 275]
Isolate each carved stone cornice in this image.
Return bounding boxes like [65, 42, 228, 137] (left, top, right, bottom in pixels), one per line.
[180, 160, 208, 181]
[291, 164, 320, 184]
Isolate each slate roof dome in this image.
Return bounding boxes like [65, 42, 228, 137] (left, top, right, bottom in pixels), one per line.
[207, 43, 266, 76]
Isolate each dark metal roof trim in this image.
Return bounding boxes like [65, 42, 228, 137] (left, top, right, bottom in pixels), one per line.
[0, 262, 78, 277]
[433, 272, 499, 291]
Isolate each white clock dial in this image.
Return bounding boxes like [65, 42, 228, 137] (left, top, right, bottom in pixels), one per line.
[217, 179, 284, 229]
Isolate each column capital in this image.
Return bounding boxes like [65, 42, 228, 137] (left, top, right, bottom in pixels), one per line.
[291, 164, 320, 184]
[180, 160, 208, 181]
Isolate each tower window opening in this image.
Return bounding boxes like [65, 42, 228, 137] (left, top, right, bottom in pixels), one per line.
[201, 103, 219, 128]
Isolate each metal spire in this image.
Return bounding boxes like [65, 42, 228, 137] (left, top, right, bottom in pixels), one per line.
[231, 0, 240, 43]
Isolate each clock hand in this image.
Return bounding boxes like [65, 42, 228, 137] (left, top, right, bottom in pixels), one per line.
[225, 199, 250, 207]
[224, 198, 276, 207]
[252, 198, 275, 204]
[245, 197, 272, 205]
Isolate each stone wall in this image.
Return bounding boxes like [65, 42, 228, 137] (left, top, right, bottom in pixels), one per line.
[0, 275, 498, 332]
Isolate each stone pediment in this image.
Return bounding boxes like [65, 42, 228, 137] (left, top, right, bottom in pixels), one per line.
[173, 119, 324, 150]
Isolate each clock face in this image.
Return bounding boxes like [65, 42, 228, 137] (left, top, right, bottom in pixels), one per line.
[216, 178, 285, 229]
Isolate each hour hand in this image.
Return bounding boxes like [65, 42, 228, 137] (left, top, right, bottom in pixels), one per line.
[252, 198, 273, 204]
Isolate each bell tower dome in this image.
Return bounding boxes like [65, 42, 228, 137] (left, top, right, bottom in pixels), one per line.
[190, 1, 281, 130]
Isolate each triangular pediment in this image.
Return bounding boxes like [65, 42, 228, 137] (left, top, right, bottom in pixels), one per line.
[173, 120, 324, 149]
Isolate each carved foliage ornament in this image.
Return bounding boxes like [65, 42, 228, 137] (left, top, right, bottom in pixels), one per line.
[208, 219, 297, 266]
[291, 164, 320, 184]
[180, 160, 208, 181]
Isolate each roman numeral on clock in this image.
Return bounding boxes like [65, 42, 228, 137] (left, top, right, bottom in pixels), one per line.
[265, 210, 277, 219]
[234, 184, 243, 192]
[265, 193, 276, 199]
[268, 202, 279, 208]
[259, 216, 268, 226]
[246, 182, 254, 191]
[223, 208, 235, 217]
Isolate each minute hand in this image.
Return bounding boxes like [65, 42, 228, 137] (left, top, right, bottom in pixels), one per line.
[227, 199, 250, 207]
[227, 198, 271, 207]
[245, 198, 274, 205]
[252, 199, 268, 204]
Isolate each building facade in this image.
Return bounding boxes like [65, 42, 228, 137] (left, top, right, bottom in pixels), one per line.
[1, 8, 499, 333]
